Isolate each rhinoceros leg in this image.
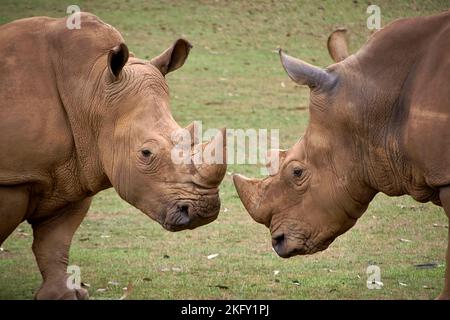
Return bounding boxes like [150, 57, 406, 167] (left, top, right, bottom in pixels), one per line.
[437, 186, 450, 300]
[0, 185, 29, 245]
[31, 197, 91, 300]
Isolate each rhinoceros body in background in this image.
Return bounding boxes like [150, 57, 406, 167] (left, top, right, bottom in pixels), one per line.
[0, 13, 226, 299]
[234, 11, 450, 299]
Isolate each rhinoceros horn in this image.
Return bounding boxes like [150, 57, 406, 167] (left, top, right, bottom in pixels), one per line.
[232, 174, 270, 226]
[265, 148, 287, 176]
[185, 121, 201, 145]
[193, 128, 227, 187]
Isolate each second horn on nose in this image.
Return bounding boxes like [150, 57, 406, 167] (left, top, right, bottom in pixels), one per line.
[193, 128, 227, 186]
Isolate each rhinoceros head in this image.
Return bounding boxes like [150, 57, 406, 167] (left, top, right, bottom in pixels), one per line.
[234, 31, 375, 257]
[98, 39, 226, 231]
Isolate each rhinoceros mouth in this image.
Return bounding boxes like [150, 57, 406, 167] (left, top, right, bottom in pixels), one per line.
[271, 231, 335, 258]
[161, 194, 221, 232]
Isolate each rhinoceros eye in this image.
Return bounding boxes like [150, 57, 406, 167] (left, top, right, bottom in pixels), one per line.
[293, 167, 303, 178]
[141, 149, 152, 157]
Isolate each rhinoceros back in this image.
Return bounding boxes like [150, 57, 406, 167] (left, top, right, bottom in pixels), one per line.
[0, 17, 74, 183]
[0, 13, 123, 185]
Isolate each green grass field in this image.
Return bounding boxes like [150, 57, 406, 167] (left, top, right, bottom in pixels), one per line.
[0, 0, 449, 299]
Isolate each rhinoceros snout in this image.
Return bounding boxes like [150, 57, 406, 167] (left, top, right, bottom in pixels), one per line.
[163, 196, 220, 232]
[271, 233, 298, 258]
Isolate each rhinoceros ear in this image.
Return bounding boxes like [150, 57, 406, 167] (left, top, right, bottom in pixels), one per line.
[279, 49, 336, 90]
[150, 39, 192, 76]
[107, 43, 129, 81]
[327, 28, 349, 63]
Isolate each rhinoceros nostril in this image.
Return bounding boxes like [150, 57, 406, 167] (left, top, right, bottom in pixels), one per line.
[174, 204, 190, 226]
[178, 204, 189, 215]
[272, 233, 285, 248]
[272, 233, 293, 258]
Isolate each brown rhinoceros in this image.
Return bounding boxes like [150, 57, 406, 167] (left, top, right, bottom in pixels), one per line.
[0, 13, 227, 299]
[233, 11, 450, 299]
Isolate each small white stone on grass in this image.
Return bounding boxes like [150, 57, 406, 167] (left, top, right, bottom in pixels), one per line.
[120, 283, 133, 300]
[207, 253, 219, 260]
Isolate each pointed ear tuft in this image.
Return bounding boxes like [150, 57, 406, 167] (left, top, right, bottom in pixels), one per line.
[108, 43, 129, 80]
[327, 28, 349, 63]
[279, 49, 336, 90]
[150, 39, 192, 76]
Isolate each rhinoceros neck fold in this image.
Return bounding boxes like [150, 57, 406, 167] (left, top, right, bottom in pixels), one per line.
[47, 22, 122, 195]
[338, 13, 449, 202]
[54, 70, 111, 195]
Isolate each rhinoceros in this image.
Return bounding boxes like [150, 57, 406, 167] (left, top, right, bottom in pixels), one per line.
[233, 11, 450, 299]
[0, 13, 227, 299]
